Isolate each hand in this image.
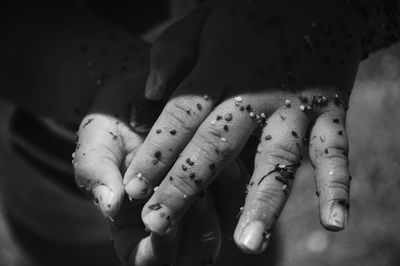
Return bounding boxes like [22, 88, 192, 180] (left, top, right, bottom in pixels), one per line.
[73, 61, 252, 265]
[123, 0, 365, 254]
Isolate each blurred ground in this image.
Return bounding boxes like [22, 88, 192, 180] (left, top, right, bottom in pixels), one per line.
[1, 36, 400, 266]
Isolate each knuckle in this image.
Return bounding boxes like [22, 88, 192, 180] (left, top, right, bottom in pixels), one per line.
[141, 146, 169, 169]
[323, 146, 349, 161]
[168, 175, 200, 200]
[327, 178, 350, 194]
[264, 144, 300, 166]
[195, 128, 235, 163]
[253, 188, 285, 220]
[163, 100, 199, 132]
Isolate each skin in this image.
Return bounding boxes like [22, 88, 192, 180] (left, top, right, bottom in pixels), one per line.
[123, 0, 367, 255]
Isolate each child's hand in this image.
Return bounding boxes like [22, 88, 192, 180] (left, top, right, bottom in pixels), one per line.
[73, 67, 253, 265]
[124, 0, 365, 254]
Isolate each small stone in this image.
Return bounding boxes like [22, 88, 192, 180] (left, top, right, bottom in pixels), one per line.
[186, 158, 194, 166]
[154, 151, 161, 159]
[220, 137, 227, 142]
[234, 96, 242, 102]
[224, 113, 233, 121]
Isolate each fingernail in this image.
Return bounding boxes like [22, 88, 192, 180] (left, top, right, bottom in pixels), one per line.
[329, 202, 347, 230]
[145, 71, 164, 100]
[125, 174, 151, 199]
[93, 185, 113, 217]
[239, 220, 270, 254]
[142, 203, 172, 235]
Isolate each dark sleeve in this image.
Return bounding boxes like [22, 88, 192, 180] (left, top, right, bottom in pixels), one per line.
[348, 0, 400, 59]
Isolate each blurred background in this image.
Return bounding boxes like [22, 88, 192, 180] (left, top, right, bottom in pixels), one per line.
[1, 1, 400, 265]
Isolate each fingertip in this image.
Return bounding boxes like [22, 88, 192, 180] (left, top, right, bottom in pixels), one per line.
[93, 184, 123, 218]
[320, 200, 349, 232]
[142, 203, 173, 235]
[124, 175, 152, 199]
[234, 220, 270, 254]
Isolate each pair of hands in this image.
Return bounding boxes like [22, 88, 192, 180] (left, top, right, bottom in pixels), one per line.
[75, 0, 364, 264]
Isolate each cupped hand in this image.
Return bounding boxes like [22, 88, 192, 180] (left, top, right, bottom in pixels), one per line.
[72, 60, 255, 265]
[124, 0, 365, 254]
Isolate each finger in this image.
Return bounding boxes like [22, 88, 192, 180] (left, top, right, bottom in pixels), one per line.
[175, 193, 221, 266]
[74, 74, 147, 218]
[234, 105, 309, 254]
[74, 114, 126, 219]
[112, 199, 182, 266]
[309, 103, 350, 231]
[215, 161, 276, 266]
[140, 95, 266, 235]
[145, 4, 212, 100]
[124, 69, 226, 200]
